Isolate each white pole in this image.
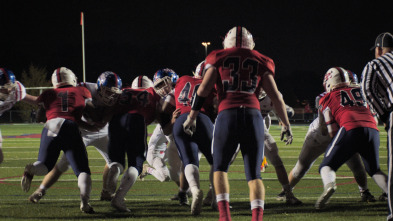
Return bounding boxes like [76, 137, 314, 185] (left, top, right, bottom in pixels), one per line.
[81, 12, 86, 82]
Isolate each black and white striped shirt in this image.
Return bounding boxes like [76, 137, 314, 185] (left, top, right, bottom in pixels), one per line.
[361, 51, 393, 123]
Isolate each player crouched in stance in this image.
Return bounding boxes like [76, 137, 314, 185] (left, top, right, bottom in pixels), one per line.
[106, 74, 166, 212]
[21, 67, 98, 213]
[315, 67, 388, 210]
[28, 71, 123, 203]
[184, 26, 293, 221]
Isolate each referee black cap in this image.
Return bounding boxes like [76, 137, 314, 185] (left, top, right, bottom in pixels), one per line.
[370, 32, 393, 50]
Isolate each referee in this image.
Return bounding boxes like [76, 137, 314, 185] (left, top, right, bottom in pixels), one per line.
[361, 32, 393, 221]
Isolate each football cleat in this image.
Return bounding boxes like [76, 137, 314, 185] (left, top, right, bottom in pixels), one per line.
[100, 189, 114, 201]
[29, 188, 46, 203]
[260, 156, 268, 172]
[379, 192, 388, 201]
[111, 195, 131, 212]
[315, 182, 336, 210]
[80, 202, 95, 214]
[276, 190, 286, 201]
[223, 26, 255, 50]
[51, 67, 77, 88]
[360, 189, 376, 202]
[203, 188, 213, 206]
[285, 191, 302, 205]
[191, 189, 203, 215]
[21, 163, 34, 192]
[178, 191, 190, 206]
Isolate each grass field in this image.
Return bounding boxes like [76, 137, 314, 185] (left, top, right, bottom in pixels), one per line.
[0, 123, 389, 220]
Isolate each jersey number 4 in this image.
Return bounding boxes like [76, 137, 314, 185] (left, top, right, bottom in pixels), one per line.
[222, 57, 259, 93]
[178, 83, 200, 106]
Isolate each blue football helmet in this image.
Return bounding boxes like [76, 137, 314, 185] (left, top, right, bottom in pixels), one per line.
[347, 70, 359, 87]
[152, 68, 178, 97]
[0, 68, 17, 101]
[97, 71, 122, 106]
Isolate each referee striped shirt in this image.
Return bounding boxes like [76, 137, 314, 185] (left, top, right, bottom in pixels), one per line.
[361, 51, 393, 123]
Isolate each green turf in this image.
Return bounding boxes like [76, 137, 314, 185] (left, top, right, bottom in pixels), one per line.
[0, 123, 389, 220]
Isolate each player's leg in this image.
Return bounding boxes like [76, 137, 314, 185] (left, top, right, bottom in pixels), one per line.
[29, 153, 70, 203]
[387, 113, 393, 221]
[345, 153, 376, 202]
[213, 109, 240, 221]
[239, 108, 265, 220]
[112, 114, 146, 212]
[264, 130, 301, 205]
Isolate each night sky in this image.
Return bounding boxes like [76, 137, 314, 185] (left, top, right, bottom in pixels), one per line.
[2, 0, 393, 106]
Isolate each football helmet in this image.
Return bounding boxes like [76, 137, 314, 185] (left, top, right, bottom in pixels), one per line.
[131, 75, 154, 89]
[97, 71, 122, 106]
[323, 67, 350, 92]
[51, 67, 77, 88]
[152, 68, 179, 97]
[346, 70, 359, 87]
[222, 26, 255, 50]
[194, 60, 206, 79]
[0, 68, 17, 101]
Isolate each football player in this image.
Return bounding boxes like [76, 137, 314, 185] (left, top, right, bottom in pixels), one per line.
[28, 71, 123, 203]
[165, 60, 216, 215]
[288, 74, 378, 203]
[0, 68, 36, 164]
[21, 67, 96, 213]
[183, 27, 293, 221]
[258, 91, 302, 205]
[106, 74, 165, 212]
[315, 67, 388, 209]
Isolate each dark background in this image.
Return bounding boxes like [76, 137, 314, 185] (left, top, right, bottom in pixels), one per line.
[1, 0, 393, 107]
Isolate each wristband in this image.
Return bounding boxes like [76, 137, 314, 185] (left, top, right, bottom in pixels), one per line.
[191, 94, 206, 111]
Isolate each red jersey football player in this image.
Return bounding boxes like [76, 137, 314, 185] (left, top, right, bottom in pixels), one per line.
[169, 60, 216, 215]
[183, 26, 293, 221]
[106, 75, 162, 212]
[21, 67, 95, 213]
[316, 67, 388, 210]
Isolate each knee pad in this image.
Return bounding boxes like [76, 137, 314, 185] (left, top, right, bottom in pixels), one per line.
[291, 161, 308, 179]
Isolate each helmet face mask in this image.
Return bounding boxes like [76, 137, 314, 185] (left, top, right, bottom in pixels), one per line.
[131, 75, 154, 89]
[51, 67, 77, 88]
[223, 26, 255, 50]
[323, 67, 350, 92]
[347, 70, 359, 87]
[97, 71, 122, 106]
[0, 68, 17, 97]
[152, 68, 178, 97]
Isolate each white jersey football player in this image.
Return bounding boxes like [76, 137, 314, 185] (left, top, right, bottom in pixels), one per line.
[0, 68, 34, 164]
[28, 71, 123, 203]
[132, 75, 182, 184]
[288, 72, 377, 202]
[258, 91, 302, 205]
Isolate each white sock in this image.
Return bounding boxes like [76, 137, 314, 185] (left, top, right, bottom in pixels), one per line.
[320, 166, 336, 187]
[250, 199, 264, 210]
[216, 193, 230, 202]
[115, 167, 138, 199]
[184, 164, 200, 192]
[372, 171, 388, 193]
[106, 165, 121, 193]
[78, 172, 91, 204]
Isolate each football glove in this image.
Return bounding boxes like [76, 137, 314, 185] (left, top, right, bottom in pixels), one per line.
[183, 115, 196, 136]
[280, 125, 293, 145]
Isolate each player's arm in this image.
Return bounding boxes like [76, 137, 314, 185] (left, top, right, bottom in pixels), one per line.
[261, 72, 293, 144]
[183, 67, 217, 136]
[160, 100, 176, 135]
[321, 107, 338, 137]
[22, 94, 39, 105]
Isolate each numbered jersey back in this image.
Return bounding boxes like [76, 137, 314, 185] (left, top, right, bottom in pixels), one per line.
[174, 75, 215, 116]
[206, 47, 275, 113]
[37, 86, 92, 122]
[119, 87, 161, 125]
[319, 87, 377, 131]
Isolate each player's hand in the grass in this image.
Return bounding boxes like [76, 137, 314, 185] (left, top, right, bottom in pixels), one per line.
[280, 125, 293, 145]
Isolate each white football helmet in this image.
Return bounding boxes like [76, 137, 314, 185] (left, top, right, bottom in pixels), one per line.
[132, 75, 154, 89]
[323, 67, 350, 92]
[223, 26, 255, 50]
[51, 67, 77, 88]
[193, 60, 205, 79]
